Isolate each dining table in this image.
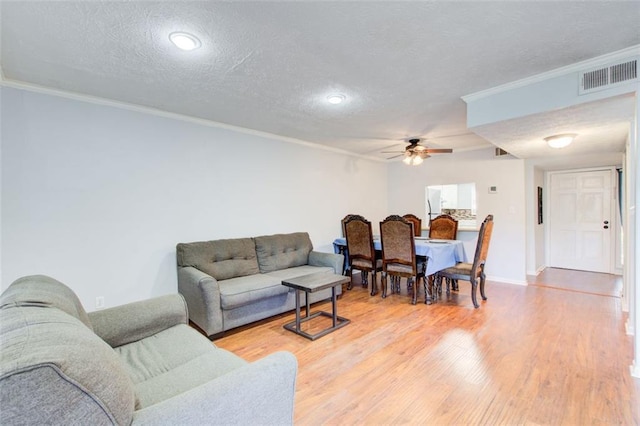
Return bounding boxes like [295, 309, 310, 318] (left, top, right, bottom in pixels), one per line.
[332, 236, 467, 303]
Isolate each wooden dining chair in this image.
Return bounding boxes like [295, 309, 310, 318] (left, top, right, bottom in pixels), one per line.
[341, 214, 358, 237]
[344, 215, 383, 295]
[435, 215, 494, 308]
[379, 215, 426, 305]
[402, 214, 422, 237]
[427, 214, 459, 291]
[428, 214, 458, 240]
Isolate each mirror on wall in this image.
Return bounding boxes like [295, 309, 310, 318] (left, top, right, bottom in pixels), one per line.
[425, 183, 477, 228]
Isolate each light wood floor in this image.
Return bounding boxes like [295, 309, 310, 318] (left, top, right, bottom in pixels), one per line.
[214, 270, 639, 425]
[528, 267, 623, 298]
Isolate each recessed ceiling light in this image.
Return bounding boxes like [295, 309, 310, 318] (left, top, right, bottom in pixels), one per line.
[327, 94, 346, 105]
[169, 32, 201, 51]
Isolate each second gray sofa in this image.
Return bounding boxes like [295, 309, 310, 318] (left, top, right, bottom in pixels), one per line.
[0, 275, 297, 425]
[177, 232, 344, 338]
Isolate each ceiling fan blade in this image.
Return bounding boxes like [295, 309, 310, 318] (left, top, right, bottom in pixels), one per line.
[386, 154, 404, 160]
[381, 151, 404, 154]
[424, 148, 453, 153]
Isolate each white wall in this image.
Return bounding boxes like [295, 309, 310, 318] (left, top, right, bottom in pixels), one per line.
[525, 162, 546, 276]
[1, 87, 388, 310]
[387, 147, 527, 284]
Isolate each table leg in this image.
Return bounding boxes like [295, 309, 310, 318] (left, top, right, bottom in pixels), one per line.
[305, 290, 310, 318]
[332, 286, 337, 327]
[295, 289, 301, 329]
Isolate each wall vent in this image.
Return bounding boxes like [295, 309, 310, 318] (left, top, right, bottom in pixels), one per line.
[495, 147, 509, 157]
[579, 58, 638, 94]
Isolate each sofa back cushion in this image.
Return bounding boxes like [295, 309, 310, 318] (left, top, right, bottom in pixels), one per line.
[254, 232, 313, 273]
[177, 238, 260, 280]
[0, 275, 93, 330]
[0, 281, 135, 425]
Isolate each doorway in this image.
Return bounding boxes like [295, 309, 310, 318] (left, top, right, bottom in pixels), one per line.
[547, 168, 615, 273]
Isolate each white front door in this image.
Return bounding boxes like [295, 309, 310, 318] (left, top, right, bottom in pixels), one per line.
[548, 169, 613, 273]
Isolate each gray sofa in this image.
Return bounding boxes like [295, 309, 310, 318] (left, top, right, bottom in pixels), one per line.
[177, 232, 344, 338]
[0, 275, 297, 425]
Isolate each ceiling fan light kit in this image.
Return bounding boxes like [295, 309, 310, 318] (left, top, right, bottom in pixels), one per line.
[403, 153, 424, 166]
[383, 138, 453, 165]
[545, 133, 577, 149]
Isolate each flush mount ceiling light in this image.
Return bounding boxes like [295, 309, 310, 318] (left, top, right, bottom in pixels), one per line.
[545, 133, 577, 149]
[327, 94, 346, 105]
[169, 32, 201, 51]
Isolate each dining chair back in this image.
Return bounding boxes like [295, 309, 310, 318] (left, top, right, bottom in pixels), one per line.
[435, 215, 494, 308]
[428, 214, 458, 240]
[402, 214, 422, 237]
[344, 215, 382, 294]
[379, 215, 425, 304]
[341, 214, 358, 237]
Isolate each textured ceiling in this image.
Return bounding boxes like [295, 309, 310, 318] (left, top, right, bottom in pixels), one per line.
[473, 94, 635, 160]
[1, 1, 639, 165]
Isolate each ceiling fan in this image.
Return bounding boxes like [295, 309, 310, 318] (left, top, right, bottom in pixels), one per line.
[382, 138, 453, 165]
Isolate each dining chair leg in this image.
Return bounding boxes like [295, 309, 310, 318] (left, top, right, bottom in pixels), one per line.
[371, 271, 379, 296]
[480, 272, 488, 301]
[381, 272, 388, 298]
[470, 277, 480, 308]
[409, 276, 418, 305]
[347, 269, 354, 290]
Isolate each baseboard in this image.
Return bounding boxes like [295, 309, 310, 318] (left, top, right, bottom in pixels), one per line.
[526, 266, 545, 277]
[630, 362, 640, 379]
[486, 276, 528, 286]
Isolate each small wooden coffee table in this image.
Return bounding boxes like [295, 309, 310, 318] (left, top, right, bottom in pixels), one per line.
[282, 273, 350, 340]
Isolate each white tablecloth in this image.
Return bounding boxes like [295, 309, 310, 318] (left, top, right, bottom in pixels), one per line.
[333, 237, 467, 276]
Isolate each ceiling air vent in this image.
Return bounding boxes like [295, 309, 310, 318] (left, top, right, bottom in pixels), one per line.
[579, 58, 638, 94]
[495, 147, 509, 157]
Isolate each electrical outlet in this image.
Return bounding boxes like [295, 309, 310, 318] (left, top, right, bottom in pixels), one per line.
[95, 296, 105, 310]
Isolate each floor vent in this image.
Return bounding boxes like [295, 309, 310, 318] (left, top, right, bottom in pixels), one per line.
[579, 58, 638, 94]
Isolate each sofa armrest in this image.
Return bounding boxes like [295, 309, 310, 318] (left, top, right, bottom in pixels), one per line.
[131, 351, 297, 426]
[88, 294, 188, 348]
[177, 267, 223, 337]
[309, 250, 344, 275]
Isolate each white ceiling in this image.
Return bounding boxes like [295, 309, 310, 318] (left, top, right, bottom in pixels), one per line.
[1, 1, 639, 167]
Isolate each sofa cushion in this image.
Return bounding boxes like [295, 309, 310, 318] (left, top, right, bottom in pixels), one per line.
[115, 324, 247, 408]
[265, 265, 335, 281]
[0, 275, 93, 330]
[218, 274, 288, 310]
[254, 232, 313, 273]
[177, 238, 260, 280]
[0, 306, 135, 426]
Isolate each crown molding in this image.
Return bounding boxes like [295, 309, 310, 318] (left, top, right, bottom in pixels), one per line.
[462, 44, 640, 103]
[0, 78, 386, 163]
